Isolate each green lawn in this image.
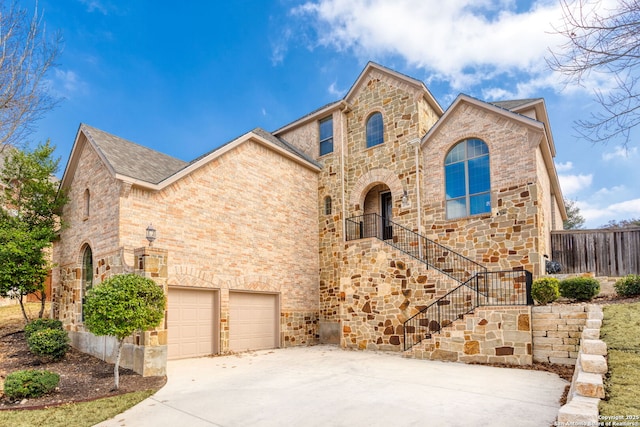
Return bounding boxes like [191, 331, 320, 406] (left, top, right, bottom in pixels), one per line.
[0, 390, 155, 427]
[599, 301, 640, 416]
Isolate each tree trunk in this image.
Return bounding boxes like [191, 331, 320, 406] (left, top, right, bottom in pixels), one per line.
[18, 293, 29, 323]
[38, 290, 46, 318]
[113, 338, 125, 391]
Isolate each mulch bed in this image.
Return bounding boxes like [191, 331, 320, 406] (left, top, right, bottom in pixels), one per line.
[0, 328, 166, 410]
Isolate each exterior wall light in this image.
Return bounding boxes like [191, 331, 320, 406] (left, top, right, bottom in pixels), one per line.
[146, 224, 156, 246]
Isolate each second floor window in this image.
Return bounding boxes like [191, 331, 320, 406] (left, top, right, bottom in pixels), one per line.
[319, 116, 333, 156]
[445, 138, 491, 219]
[366, 112, 384, 148]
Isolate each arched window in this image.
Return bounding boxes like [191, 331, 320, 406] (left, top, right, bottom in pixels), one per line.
[83, 189, 90, 219]
[81, 245, 93, 319]
[366, 112, 384, 148]
[445, 138, 491, 219]
[324, 196, 332, 215]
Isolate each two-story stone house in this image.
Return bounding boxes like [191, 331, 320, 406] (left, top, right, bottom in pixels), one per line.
[52, 62, 566, 375]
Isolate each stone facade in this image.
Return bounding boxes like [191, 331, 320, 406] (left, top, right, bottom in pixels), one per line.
[532, 304, 588, 365]
[53, 62, 567, 372]
[406, 306, 533, 365]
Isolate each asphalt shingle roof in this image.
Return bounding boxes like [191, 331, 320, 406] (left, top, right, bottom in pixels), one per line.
[81, 124, 188, 185]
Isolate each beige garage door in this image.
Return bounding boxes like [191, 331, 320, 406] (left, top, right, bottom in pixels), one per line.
[229, 292, 278, 352]
[168, 288, 217, 360]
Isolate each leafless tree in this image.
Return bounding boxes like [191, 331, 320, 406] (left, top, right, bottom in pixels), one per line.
[548, 0, 640, 146]
[0, 0, 61, 153]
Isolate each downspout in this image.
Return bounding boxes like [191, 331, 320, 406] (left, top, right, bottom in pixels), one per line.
[340, 101, 350, 242]
[409, 137, 422, 258]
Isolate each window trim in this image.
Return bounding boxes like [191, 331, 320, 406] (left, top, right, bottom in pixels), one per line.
[365, 112, 384, 148]
[319, 116, 334, 156]
[444, 138, 491, 219]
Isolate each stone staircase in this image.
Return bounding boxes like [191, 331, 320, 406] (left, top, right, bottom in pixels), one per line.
[345, 213, 534, 362]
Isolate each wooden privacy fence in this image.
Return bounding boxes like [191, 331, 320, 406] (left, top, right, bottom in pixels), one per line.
[551, 228, 640, 277]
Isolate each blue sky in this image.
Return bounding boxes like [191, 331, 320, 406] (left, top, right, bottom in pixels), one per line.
[21, 0, 640, 228]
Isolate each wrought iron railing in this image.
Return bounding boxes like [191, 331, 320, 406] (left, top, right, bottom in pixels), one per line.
[403, 270, 533, 350]
[345, 213, 487, 284]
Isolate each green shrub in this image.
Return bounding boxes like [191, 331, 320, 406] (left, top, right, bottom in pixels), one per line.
[26, 328, 70, 362]
[24, 318, 63, 340]
[614, 274, 640, 297]
[531, 277, 560, 305]
[559, 276, 600, 301]
[3, 370, 60, 399]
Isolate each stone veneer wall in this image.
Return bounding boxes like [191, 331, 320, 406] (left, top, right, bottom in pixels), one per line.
[421, 100, 552, 277]
[340, 238, 458, 351]
[58, 247, 168, 377]
[405, 306, 533, 365]
[532, 304, 588, 365]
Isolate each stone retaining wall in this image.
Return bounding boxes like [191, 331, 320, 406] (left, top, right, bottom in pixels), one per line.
[405, 306, 533, 365]
[556, 305, 607, 426]
[532, 304, 588, 365]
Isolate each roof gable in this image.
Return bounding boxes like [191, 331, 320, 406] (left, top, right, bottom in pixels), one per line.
[345, 62, 443, 115]
[422, 94, 545, 146]
[60, 124, 321, 192]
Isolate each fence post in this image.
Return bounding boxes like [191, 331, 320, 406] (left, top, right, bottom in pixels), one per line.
[525, 271, 533, 305]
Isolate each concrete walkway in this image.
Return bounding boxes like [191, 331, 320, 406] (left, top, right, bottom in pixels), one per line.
[96, 345, 567, 427]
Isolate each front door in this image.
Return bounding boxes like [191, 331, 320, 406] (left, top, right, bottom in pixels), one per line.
[381, 192, 393, 240]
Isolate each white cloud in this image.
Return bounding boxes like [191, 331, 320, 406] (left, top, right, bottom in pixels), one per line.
[579, 198, 640, 227]
[602, 146, 638, 161]
[78, 0, 109, 14]
[328, 81, 347, 97]
[559, 173, 592, 196]
[47, 69, 88, 99]
[291, 0, 566, 92]
[555, 161, 573, 172]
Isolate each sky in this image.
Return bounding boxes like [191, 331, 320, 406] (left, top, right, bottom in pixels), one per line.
[18, 0, 640, 228]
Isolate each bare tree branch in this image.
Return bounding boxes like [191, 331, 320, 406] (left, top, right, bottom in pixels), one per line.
[548, 0, 640, 146]
[0, 0, 62, 153]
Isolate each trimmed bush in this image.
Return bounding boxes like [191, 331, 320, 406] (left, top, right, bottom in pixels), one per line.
[26, 328, 70, 362]
[531, 277, 560, 305]
[559, 276, 600, 301]
[3, 370, 60, 399]
[614, 274, 640, 297]
[24, 318, 63, 340]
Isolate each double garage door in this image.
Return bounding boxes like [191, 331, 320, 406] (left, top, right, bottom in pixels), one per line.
[168, 288, 278, 359]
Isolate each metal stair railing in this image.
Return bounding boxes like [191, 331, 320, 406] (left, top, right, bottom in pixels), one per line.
[343, 213, 533, 351]
[402, 270, 533, 351]
[345, 213, 487, 284]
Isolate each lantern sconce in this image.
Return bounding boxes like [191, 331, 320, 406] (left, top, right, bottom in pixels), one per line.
[145, 224, 156, 247]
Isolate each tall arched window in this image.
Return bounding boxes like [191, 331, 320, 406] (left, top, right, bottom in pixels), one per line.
[445, 138, 491, 219]
[366, 112, 384, 148]
[81, 245, 93, 319]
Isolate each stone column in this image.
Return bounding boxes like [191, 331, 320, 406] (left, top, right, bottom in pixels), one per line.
[122, 246, 168, 376]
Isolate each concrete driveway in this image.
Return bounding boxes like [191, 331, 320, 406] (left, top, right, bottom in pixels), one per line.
[96, 345, 567, 427]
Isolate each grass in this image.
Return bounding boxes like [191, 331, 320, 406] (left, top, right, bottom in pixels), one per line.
[0, 390, 156, 427]
[599, 301, 640, 416]
[0, 302, 47, 329]
[0, 303, 160, 426]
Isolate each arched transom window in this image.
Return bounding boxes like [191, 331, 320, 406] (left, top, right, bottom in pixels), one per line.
[445, 138, 491, 219]
[366, 112, 384, 148]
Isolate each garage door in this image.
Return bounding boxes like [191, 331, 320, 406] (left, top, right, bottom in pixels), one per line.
[168, 288, 217, 360]
[229, 292, 278, 352]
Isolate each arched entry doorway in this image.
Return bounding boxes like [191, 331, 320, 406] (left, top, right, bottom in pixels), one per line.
[363, 183, 393, 240]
